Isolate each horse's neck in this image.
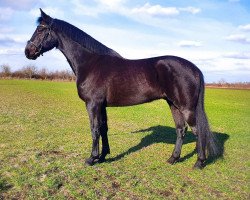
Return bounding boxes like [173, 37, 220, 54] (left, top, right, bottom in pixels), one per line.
[57, 32, 92, 77]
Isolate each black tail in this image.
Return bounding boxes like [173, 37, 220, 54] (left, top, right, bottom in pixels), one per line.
[196, 75, 220, 157]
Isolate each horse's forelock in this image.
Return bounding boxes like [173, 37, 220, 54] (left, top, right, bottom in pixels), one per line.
[36, 17, 43, 25]
[36, 15, 53, 26]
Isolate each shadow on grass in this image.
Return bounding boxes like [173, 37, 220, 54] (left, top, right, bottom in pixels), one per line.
[0, 178, 13, 193]
[106, 125, 229, 166]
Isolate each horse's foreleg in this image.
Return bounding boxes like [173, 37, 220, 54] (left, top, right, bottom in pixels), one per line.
[85, 101, 103, 166]
[167, 105, 187, 164]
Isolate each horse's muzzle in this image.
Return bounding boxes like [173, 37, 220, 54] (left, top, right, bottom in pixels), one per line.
[25, 46, 39, 60]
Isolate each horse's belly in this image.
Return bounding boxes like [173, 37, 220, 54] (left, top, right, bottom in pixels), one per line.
[106, 85, 162, 106]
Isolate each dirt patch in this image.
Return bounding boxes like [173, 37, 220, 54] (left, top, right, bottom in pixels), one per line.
[36, 150, 65, 157]
[36, 150, 80, 159]
[112, 181, 120, 189]
[148, 186, 174, 198]
[159, 190, 173, 197]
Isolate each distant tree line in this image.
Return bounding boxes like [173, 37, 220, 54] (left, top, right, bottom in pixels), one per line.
[206, 80, 250, 89]
[0, 64, 249, 88]
[0, 64, 75, 81]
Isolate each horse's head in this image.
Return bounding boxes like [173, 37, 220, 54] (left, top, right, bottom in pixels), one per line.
[25, 9, 58, 60]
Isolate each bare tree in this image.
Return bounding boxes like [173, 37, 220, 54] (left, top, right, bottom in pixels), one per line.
[39, 68, 48, 80]
[0, 64, 11, 77]
[21, 65, 37, 79]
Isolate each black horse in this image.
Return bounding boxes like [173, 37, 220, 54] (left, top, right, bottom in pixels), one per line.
[25, 9, 219, 169]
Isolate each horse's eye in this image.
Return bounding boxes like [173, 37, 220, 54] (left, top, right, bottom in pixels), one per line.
[37, 25, 46, 33]
[37, 27, 44, 33]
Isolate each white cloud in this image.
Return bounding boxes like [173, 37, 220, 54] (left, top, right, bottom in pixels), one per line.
[0, 33, 30, 52]
[0, 0, 42, 10]
[70, 1, 202, 34]
[29, 8, 40, 17]
[72, 0, 127, 17]
[132, 3, 179, 17]
[0, 7, 14, 21]
[97, 0, 126, 8]
[178, 40, 202, 47]
[239, 24, 250, 32]
[0, 37, 20, 46]
[226, 34, 250, 44]
[29, 7, 64, 18]
[72, 0, 100, 17]
[222, 52, 250, 59]
[72, 1, 200, 21]
[0, 48, 22, 55]
[179, 7, 201, 14]
[131, 3, 201, 17]
[0, 26, 14, 34]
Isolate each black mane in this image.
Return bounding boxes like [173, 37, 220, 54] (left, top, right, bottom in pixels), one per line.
[51, 19, 121, 57]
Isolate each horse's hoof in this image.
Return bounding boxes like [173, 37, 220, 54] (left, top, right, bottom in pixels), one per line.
[167, 156, 179, 164]
[85, 158, 95, 166]
[98, 155, 107, 163]
[193, 160, 205, 169]
[98, 157, 106, 163]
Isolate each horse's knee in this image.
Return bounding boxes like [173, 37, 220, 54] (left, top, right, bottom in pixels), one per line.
[91, 126, 101, 138]
[176, 124, 187, 138]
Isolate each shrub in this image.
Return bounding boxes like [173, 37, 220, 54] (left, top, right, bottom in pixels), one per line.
[0, 64, 11, 77]
[21, 65, 37, 79]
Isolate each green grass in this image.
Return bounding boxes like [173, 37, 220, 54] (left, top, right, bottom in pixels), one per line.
[0, 79, 249, 199]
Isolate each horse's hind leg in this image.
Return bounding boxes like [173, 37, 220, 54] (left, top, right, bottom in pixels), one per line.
[167, 104, 187, 164]
[99, 106, 110, 162]
[182, 110, 206, 169]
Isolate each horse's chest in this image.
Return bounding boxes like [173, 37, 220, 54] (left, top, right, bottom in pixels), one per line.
[77, 78, 105, 102]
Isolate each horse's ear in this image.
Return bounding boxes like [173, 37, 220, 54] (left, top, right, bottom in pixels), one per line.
[40, 8, 47, 18]
[39, 8, 52, 24]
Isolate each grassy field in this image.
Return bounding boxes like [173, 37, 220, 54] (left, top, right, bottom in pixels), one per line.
[0, 79, 249, 199]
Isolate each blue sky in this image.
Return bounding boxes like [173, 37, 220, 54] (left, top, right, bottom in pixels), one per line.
[0, 0, 250, 82]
